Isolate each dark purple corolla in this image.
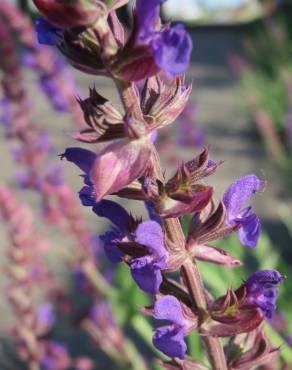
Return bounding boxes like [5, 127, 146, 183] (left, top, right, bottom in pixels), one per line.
[136, 0, 192, 79]
[130, 220, 168, 294]
[35, 17, 61, 45]
[153, 295, 188, 359]
[223, 175, 265, 248]
[245, 270, 283, 319]
[93, 200, 168, 294]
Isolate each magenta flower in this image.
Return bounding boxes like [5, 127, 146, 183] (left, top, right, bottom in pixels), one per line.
[153, 295, 188, 359]
[223, 175, 265, 248]
[244, 270, 283, 319]
[93, 200, 168, 294]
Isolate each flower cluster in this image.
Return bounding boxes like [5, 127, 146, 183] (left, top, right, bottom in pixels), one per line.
[30, 0, 284, 369]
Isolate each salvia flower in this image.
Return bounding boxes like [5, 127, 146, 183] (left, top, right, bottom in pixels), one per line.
[93, 200, 168, 294]
[153, 295, 188, 359]
[244, 269, 284, 319]
[115, 0, 192, 81]
[201, 269, 283, 337]
[130, 220, 168, 294]
[149, 24, 192, 78]
[136, 0, 192, 79]
[223, 175, 265, 248]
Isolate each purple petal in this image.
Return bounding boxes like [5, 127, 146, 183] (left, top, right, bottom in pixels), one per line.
[246, 270, 283, 286]
[223, 175, 265, 220]
[60, 147, 96, 174]
[35, 17, 61, 45]
[153, 295, 185, 326]
[136, 0, 165, 40]
[130, 257, 163, 294]
[100, 230, 125, 264]
[135, 221, 165, 257]
[150, 24, 192, 78]
[237, 213, 261, 248]
[153, 325, 186, 359]
[245, 270, 283, 319]
[79, 185, 96, 206]
[93, 200, 131, 232]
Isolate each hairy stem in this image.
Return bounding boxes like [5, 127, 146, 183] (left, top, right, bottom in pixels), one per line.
[118, 82, 228, 370]
[181, 260, 227, 369]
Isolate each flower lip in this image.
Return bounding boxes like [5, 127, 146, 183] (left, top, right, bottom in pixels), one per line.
[152, 295, 187, 359]
[244, 269, 284, 319]
[223, 175, 265, 248]
[223, 175, 265, 220]
[245, 269, 284, 286]
[130, 220, 168, 294]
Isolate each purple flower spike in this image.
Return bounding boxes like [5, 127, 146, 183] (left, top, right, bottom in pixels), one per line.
[153, 295, 187, 359]
[130, 221, 168, 294]
[223, 175, 265, 248]
[245, 270, 284, 319]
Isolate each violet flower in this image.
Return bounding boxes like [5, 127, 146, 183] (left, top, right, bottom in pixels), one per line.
[153, 295, 188, 359]
[245, 270, 283, 319]
[223, 175, 265, 248]
[130, 220, 168, 294]
[93, 199, 168, 294]
[136, 0, 192, 78]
